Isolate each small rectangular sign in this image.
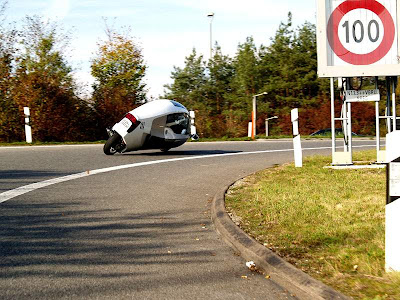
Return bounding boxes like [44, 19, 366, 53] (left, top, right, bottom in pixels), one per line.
[345, 89, 380, 102]
[389, 162, 400, 196]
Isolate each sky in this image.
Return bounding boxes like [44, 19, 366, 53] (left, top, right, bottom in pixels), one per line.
[4, 0, 317, 98]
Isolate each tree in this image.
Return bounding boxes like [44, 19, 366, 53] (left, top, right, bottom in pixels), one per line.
[225, 37, 265, 136]
[259, 12, 296, 111]
[12, 16, 88, 141]
[0, 1, 22, 142]
[165, 48, 206, 108]
[91, 25, 147, 135]
[164, 49, 218, 136]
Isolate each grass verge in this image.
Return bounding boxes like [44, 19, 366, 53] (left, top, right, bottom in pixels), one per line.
[225, 150, 400, 300]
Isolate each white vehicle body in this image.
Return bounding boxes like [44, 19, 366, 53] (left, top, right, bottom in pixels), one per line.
[106, 99, 194, 154]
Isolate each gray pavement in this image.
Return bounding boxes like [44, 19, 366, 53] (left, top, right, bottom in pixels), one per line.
[0, 140, 375, 299]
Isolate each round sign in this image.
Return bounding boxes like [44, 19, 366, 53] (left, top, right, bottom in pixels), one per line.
[327, 0, 395, 65]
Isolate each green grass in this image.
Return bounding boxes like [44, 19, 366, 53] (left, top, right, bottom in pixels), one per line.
[225, 150, 400, 300]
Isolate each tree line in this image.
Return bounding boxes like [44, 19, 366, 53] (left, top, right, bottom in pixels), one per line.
[164, 13, 378, 137]
[0, 5, 377, 143]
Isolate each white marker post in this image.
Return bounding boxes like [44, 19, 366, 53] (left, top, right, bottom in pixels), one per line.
[189, 110, 196, 136]
[248, 122, 252, 138]
[291, 108, 302, 168]
[385, 131, 400, 272]
[24, 107, 32, 144]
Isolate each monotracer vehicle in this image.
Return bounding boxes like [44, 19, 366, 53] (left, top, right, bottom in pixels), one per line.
[103, 99, 198, 155]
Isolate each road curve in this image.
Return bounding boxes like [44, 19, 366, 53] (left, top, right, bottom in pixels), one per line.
[0, 140, 375, 299]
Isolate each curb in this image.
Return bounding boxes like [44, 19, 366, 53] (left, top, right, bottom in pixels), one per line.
[211, 182, 351, 300]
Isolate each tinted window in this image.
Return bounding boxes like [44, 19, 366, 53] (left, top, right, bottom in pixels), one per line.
[166, 113, 190, 134]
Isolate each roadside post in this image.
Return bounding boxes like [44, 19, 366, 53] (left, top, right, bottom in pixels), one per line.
[24, 107, 32, 144]
[291, 108, 302, 168]
[385, 131, 400, 272]
[189, 110, 196, 136]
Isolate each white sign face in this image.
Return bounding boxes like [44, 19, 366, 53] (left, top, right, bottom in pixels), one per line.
[317, 0, 400, 77]
[345, 89, 380, 102]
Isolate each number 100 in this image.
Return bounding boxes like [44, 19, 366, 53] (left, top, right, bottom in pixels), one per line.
[342, 20, 380, 43]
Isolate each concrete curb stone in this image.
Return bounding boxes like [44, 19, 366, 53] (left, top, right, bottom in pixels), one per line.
[211, 182, 351, 300]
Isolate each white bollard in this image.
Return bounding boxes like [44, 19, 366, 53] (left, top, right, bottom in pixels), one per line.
[291, 108, 302, 167]
[248, 122, 252, 138]
[24, 107, 32, 143]
[189, 110, 196, 135]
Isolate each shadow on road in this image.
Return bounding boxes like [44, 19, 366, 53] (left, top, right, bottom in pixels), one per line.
[0, 170, 71, 181]
[122, 149, 242, 157]
[0, 200, 229, 298]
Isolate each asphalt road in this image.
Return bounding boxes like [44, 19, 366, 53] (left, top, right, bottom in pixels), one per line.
[0, 139, 376, 299]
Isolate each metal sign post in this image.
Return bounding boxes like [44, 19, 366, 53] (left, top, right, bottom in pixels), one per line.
[251, 92, 267, 139]
[318, 0, 400, 273]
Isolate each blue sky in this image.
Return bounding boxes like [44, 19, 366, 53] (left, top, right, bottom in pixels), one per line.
[4, 0, 317, 98]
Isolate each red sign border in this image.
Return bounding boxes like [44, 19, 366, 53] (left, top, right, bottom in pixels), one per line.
[327, 0, 395, 65]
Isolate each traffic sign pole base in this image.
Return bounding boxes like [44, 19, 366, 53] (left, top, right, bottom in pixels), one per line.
[377, 150, 386, 164]
[332, 152, 353, 166]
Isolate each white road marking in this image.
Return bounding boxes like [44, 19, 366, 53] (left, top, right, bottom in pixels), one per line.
[0, 144, 376, 204]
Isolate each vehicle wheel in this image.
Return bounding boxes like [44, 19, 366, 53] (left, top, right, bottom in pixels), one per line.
[104, 133, 122, 155]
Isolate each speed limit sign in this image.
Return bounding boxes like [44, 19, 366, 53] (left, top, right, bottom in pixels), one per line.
[317, 0, 400, 77]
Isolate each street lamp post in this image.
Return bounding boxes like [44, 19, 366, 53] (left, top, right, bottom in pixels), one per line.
[252, 92, 268, 139]
[207, 12, 214, 59]
[265, 116, 278, 137]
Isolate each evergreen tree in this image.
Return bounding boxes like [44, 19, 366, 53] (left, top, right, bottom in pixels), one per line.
[259, 12, 295, 111]
[206, 45, 234, 115]
[164, 49, 215, 136]
[164, 48, 206, 108]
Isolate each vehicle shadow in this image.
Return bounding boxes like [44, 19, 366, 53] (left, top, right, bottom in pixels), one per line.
[122, 149, 242, 157]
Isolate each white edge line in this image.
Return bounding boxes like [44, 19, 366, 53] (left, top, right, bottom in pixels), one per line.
[0, 144, 376, 204]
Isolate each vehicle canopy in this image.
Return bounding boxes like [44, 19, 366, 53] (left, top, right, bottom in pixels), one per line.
[130, 99, 189, 120]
